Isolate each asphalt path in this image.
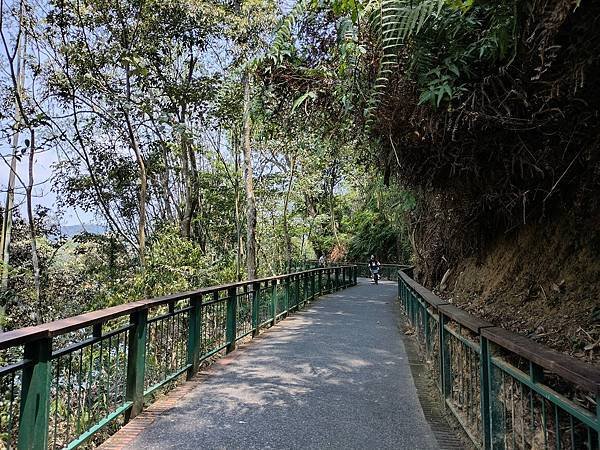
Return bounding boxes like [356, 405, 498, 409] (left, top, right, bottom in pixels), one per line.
[130, 279, 439, 450]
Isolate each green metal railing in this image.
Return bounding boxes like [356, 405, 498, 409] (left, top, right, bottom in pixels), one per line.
[353, 263, 409, 280]
[398, 269, 600, 450]
[0, 265, 357, 449]
[307, 261, 409, 281]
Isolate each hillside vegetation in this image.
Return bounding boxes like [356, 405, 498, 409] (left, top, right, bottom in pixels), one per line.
[0, 0, 598, 362]
[265, 0, 599, 359]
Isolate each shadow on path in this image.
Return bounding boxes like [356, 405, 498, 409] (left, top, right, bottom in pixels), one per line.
[130, 280, 439, 450]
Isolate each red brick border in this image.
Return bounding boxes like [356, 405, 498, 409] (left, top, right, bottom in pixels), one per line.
[97, 374, 208, 450]
[97, 320, 298, 449]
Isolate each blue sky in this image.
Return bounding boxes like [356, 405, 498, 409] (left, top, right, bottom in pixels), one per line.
[0, 0, 97, 226]
[0, 144, 96, 226]
[1, 0, 297, 227]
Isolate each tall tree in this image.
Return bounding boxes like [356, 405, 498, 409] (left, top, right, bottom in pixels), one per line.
[242, 73, 257, 279]
[0, 0, 27, 312]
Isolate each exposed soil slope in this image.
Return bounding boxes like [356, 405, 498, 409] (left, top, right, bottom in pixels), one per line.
[436, 214, 600, 364]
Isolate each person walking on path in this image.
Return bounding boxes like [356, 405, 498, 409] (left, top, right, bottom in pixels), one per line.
[368, 255, 381, 283]
[319, 254, 326, 267]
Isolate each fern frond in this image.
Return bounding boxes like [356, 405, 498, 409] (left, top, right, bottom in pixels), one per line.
[267, 0, 313, 65]
[364, 0, 446, 127]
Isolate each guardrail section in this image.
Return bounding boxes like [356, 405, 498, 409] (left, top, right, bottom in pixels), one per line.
[351, 263, 411, 281]
[0, 265, 357, 449]
[398, 270, 600, 450]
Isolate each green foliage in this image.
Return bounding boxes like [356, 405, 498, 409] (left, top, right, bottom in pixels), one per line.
[90, 226, 236, 308]
[346, 180, 415, 262]
[1, 0, 426, 332]
[364, 0, 515, 120]
[291, 90, 317, 113]
[346, 210, 398, 261]
[266, 0, 318, 66]
[362, 0, 446, 123]
[267, 0, 516, 123]
[133, 227, 223, 298]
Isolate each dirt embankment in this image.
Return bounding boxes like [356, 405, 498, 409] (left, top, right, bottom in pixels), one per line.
[436, 215, 600, 365]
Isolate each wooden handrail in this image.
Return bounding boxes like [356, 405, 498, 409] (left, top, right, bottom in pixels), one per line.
[438, 304, 493, 334]
[398, 268, 600, 394]
[482, 326, 600, 394]
[0, 266, 354, 350]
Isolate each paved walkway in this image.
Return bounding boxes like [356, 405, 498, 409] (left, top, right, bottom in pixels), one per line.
[127, 280, 439, 449]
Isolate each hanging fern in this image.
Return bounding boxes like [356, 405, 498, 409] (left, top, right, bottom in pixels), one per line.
[267, 0, 313, 66]
[364, 0, 446, 127]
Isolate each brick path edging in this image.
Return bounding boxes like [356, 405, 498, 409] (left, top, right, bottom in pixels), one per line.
[97, 373, 207, 450]
[97, 323, 288, 450]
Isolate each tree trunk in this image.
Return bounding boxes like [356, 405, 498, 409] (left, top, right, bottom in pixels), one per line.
[179, 121, 192, 238]
[1, 147, 17, 292]
[282, 156, 296, 272]
[124, 67, 146, 267]
[242, 73, 257, 280]
[25, 129, 42, 324]
[329, 170, 340, 247]
[125, 113, 147, 266]
[188, 133, 200, 238]
[0, 147, 17, 331]
[134, 140, 147, 266]
[0, 8, 27, 330]
[233, 128, 243, 281]
[179, 101, 199, 239]
[161, 142, 174, 221]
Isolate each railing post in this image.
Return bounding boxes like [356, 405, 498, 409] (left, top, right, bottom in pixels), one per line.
[479, 336, 492, 450]
[284, 276, 290, 316]
[417, 299, 422, 334]
[399, 279, 406, 310]
[252, 281, 260, 337]
[353, 265, 357, 285]
[271, 279, 277, 325]
[294, 275, 300, 310]
[187, 294, 202, 379]
[487, 347, 508, 449]
[311, 272, 316, 300]
[125, 309, 148, 421]
[18, 337, 52, 450]
[302, 273, 310, 306]
[411, 290, 417, 324]
[439, 312, 451, 407]
[318, 270, 323, 295]
[226, 287, 237, 353]
[298, 274, 302, 306]
[423, 304, 430, 353]
[529, 361, 544, 381]
[399, 281, 403, 308]
[288, 275, 294, 311]
[334, 267, 340, 291]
